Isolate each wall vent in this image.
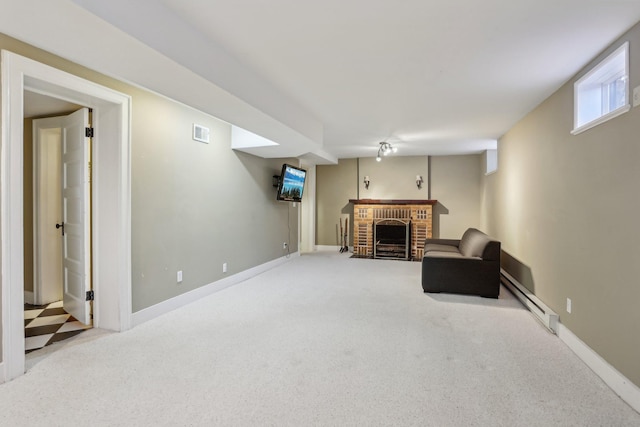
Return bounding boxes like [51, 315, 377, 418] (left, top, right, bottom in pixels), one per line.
[193, 124, 210, 143]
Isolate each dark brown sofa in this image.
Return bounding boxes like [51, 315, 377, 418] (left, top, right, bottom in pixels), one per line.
[421, 228, 501, 298]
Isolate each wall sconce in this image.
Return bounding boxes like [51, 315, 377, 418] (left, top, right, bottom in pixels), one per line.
[416, 175, 423, 189]
[364, 175, 370, 189]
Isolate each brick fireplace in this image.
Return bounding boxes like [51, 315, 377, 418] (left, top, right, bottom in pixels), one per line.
[349, 199, 436, 260]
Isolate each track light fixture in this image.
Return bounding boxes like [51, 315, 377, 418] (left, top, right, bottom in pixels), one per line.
[376, 142, 397, 162]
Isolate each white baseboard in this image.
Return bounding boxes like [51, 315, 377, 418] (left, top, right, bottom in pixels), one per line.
[23, 291, 34, 305]
[131, 253, 298, 327]
[558, 322, 640, 413]
[315, 245, 339, 251]
[315, 245, 352, 252]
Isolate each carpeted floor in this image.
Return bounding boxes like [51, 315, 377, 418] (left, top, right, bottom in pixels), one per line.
[1, 251, 638, 426]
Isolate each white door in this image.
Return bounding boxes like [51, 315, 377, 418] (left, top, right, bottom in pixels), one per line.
[61, 108, 92, 325]
[33, 118, 64, 305]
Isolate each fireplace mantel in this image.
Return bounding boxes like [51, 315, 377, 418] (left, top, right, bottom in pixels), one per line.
[350, 200, 435, 260]
[349, 199, 437, 205]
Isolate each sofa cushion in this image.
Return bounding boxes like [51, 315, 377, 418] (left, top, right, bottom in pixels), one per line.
[458, 228, 490, 258]
[424, 251, 472, 258]
[424, 243, 460, 254]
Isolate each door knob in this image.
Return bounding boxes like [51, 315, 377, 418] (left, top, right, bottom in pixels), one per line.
[56, 222, 65, 236]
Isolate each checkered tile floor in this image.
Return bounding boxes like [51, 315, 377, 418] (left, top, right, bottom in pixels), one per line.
[24, 301, 92, 353]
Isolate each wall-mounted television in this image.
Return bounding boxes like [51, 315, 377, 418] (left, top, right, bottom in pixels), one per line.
[276, 164, 306, 202]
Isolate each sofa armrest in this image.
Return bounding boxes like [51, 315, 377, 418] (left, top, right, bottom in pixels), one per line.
[481, 240, 501, 262]
[423, 238, 460, 248]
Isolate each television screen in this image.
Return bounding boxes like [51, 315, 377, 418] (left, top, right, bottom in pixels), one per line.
[276, 164, 306, 202]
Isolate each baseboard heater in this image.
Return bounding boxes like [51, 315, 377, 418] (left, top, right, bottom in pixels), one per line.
[500, 269, 558, 334]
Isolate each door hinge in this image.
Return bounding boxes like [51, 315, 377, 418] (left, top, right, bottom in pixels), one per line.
[86, 290, 95, 301]
[85, 127, 94, 138]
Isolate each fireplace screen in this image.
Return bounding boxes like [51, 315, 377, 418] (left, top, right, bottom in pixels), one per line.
[373, 219, 410, 260]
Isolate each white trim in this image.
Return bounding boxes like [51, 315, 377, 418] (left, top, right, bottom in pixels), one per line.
[572, 42, 630, 134]
[1, 50, 132, 382]
[558, 322, 640, 413]
[2, 48, 25, 383]
[299, 164, 316, 253]
[484, 148, 498, 175]
[24, 291, 34, 305]
[570, 104, 630, 135]
[315, 245, 343, 252]
[575, 42, 628, 91]
[131, 253, 298, 327]
[0, 362, 4, 384]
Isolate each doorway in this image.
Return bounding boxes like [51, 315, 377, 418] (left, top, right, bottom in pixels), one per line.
[1, 50, 132, 382]
[26, 104, 94, 352]
[31, 108, 93, 323]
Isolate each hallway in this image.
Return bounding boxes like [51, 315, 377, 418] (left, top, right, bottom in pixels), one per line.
[25, 301, 92, 353]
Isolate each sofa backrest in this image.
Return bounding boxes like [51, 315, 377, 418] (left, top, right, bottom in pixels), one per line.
[459, 228, 500, 261]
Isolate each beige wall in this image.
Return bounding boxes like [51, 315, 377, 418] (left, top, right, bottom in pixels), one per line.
[431, 155, 482, 238]
[1, 32, 298, 324]
[130, 94, 299, 309]
[316, 159, 358, 246]
[316, 155, 482, 245]
[481, 23, 640, 386]
[358, 156, 429, 199]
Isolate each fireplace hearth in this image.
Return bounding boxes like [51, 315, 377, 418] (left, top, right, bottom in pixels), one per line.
[374, 219, 410, 260]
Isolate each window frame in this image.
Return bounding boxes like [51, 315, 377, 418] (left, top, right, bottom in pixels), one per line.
[571, 41, 630, 135]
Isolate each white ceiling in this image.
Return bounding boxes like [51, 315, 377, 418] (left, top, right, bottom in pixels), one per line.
[7, 1, 640, 161]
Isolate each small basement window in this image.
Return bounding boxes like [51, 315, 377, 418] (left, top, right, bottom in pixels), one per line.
[572, 42, 630, 135]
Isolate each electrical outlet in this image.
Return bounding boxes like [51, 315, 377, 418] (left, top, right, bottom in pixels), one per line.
[283, 242, 288, 249]
[566, 298, 572, 314]
[222, 262, 227, 273]
[633, 85, 640, 108]
[177, 270, 183, 283]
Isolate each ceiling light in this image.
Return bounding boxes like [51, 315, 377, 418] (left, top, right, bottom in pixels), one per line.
[377, 142, 396, 160]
